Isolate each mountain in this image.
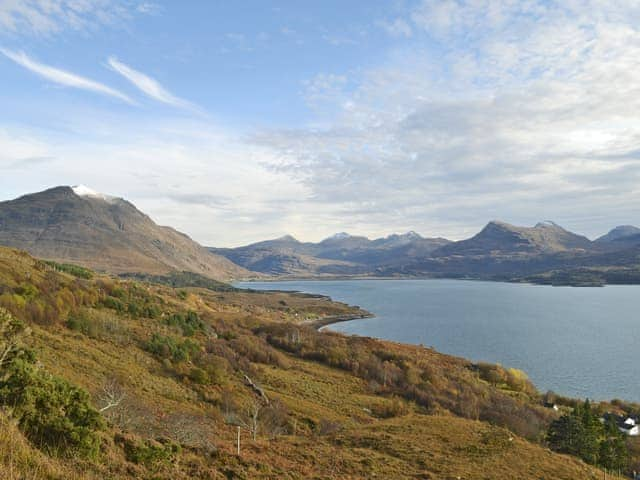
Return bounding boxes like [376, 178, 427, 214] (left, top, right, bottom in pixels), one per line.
[210, 234, 365, 276]
[431, 220, 593, 258]
[596, 225, 640, 243]
[594, 225, 640, 251]
[210, 231, 451, 276]
[0, 186, 248, 281]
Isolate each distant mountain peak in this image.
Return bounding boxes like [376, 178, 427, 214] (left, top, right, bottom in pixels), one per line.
[534, 220, 561, 228]
[383, 231, 424, 242]
[276, 234, 298, 242]
[596, 225, 640, 243]
[484, 220, 515, 230]
[326, 232, 351, 241]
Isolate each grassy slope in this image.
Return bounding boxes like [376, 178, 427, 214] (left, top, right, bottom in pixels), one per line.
[0, 246, 626, 480]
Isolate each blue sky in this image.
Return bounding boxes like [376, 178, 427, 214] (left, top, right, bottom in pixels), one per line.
[2, 1, 640, 246]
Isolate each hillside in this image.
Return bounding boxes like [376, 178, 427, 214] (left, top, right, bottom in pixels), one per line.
[0, 186, 248, 281]
[0, 246, 630, 479]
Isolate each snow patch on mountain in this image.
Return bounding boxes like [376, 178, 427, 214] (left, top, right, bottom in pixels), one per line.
[327, 232, 351, 240]
[71, 185, 117, 203]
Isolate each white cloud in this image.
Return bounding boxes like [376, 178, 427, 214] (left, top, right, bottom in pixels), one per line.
[107, 56, 197, 110]
[251, 0, 640, 240]
[0, 48, 133, 103]
[0, 0, 139, 36]
[137, 2, 161, 15]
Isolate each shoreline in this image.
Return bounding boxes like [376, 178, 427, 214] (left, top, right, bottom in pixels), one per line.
[237, 275, 634, 288]
[302, 311, 375, 330]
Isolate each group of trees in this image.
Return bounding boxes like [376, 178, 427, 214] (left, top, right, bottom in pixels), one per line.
[43, 260, 93, 279]
[474, 362, 537, 396]
[145, 333, 200, 363]
[547, 400, 628, 471]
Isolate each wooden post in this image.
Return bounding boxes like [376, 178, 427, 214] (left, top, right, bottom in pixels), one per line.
[237, 426, 241, 456]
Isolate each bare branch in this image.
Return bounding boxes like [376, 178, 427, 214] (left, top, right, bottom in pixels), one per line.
[98, 378, 126, 413]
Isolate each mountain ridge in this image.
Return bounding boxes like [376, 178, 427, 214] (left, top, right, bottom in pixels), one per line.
[212, 221, 640, 283]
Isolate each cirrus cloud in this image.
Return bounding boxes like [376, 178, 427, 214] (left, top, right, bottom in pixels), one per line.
[107, 56, 198, 111]
[0, 48, 133, 103]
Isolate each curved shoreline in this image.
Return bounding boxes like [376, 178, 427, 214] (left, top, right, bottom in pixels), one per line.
[303, 311, 374, 330]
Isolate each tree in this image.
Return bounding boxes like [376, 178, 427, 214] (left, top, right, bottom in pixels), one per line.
[98, 377, 126, 413]
[577, 400, 600, 464]
[224, 394, 289, 442]
[237, 401, 262, 441]
[547, 399, 628, 470]
[548, 411, 584, 456]
[0, 307, 30, 368]
[599, 415, 629, 471]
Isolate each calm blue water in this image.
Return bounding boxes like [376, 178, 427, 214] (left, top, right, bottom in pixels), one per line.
[237, 279, 640, 401]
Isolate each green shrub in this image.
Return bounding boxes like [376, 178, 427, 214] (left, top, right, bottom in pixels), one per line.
[66, 310, 98, 337]
[165, 311, 203, 336]
[145, 333, 199, 362]
[13, 283, 38, 299]
[66, 308, 128, 342]
[44, 261, 93, 279]
[2, 360, 104, 457]
[0, 308, 104, 457]
[102, 296, 125, 313]
[188, 367, 210, 385]
[370, 396, 409, 418]
[122, 437, 180, 469]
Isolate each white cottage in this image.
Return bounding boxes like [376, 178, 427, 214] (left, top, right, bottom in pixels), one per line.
[619, 417, 639, 436]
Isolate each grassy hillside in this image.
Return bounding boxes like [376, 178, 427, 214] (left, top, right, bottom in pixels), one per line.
[0, 246, 632, 479]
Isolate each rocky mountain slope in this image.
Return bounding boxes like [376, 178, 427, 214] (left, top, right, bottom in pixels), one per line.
[0, 186, 248, 281]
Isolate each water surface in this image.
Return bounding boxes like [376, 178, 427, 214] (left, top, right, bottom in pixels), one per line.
[237, 279, 640, 401]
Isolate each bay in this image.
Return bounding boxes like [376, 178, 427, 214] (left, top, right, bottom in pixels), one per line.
[237, 279, 640, 402]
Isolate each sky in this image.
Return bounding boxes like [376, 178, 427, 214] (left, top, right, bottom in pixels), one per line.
[1, 0, 640, 246]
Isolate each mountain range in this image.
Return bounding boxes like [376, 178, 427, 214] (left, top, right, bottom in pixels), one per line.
[212, 220, 640, 284]
[209, 231, 450, 276]
[1, 186, 640, 285]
